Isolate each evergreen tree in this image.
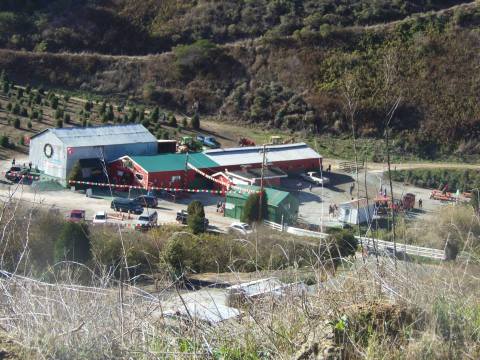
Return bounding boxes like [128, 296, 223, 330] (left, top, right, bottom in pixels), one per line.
[187, 200, 206, 234]
[241, 190, 268, 224]
[54, 222, 91, 263]
[13, 118, 20, 129]
[51, 96, 59, 109]
[168, 113, 177, 127]
[68, 160, 82, 183]
[150, 106, 160, 122]
[191, 113, 200, 130]
[12, 103, 20, 115]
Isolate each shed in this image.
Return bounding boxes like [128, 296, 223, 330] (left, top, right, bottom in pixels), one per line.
[29, 124, 157, 181]
[224, 185, 299, 224]
[338, 198, 374, 225]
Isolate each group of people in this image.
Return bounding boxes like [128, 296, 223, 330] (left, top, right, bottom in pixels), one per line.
[11, 158, 33, 170]
[328, 204, 338, 217]
[320, 164, 332, 173]
[216, 200, 225, 213]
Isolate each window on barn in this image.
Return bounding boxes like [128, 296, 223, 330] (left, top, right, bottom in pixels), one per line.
[135, 173, 144, 181]
[171, 175, 181, 182]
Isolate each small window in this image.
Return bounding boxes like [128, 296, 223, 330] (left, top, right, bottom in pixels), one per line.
[171, 175, 181, 182]
[135, 173, 144, 181]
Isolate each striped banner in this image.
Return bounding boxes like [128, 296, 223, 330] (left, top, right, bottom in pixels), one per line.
[68, 180, 223, 194]
[68, 179, 259, 195]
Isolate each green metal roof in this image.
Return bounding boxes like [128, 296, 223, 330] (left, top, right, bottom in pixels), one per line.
[227, 185, 291, 207]
[131, 153, 219, 173]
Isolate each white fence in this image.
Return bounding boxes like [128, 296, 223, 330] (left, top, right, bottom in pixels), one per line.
[263, 220, 446, 260]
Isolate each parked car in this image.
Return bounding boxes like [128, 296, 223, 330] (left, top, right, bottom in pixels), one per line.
[93, 211, 107, 225]
[134, 195, 158, 208]
[67, 210, 86, 222]
[300, 171, 330, 186]
[110, 198, 143, 214]
[5, 166, 28, 182]
[176, 210, 209, 228]
[135, 211, 158, 231]
[228, 222, 253, 236]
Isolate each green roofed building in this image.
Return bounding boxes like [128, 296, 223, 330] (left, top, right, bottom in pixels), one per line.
[110, 152, 220, 189]
[225, 185, 299, 224]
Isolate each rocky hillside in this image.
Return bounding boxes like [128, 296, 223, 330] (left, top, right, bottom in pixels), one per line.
[0, 1, 479, 159]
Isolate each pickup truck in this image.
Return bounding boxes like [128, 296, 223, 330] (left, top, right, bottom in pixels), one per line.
[196, 135, 220, 149]
[300, 171, 330, 186]
[176, 210, 209, 228]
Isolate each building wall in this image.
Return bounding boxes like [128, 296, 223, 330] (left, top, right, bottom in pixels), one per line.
[29, 132, 66, 179]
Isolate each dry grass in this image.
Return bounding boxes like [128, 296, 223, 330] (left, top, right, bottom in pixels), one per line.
[0, 196, 479, 359]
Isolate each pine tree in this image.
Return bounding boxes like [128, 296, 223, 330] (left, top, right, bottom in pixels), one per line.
[150, 106, 160, 122]
[191, 114, 200, 130]
[241, 191, 268, 224]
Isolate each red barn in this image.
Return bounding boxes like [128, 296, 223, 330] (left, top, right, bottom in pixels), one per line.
[109, 153, 221, 189]
[108, 142, 322, 191]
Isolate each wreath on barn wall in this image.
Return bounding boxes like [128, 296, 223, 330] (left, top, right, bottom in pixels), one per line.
[44, 143, 53, 158]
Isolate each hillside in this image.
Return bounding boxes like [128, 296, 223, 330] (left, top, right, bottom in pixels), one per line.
[0, 1, 479, 161]
[0, 1, 471, 54]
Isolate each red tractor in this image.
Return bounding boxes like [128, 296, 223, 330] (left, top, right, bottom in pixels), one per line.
[238, 137, 255, 147]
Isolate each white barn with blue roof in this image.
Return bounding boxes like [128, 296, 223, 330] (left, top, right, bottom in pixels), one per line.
[29, 124, 157, 180]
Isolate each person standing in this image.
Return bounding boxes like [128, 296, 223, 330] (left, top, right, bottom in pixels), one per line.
[349, 183, 355, 196]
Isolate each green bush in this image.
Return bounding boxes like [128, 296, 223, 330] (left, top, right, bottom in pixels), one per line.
[13, 117, 20, 129]
[391, 169, 480, 192]
[27, 120, 32, 129]
[164, 233, 199, 275]
[0, 135, 10, 148]
[54, 222, 91, 263]
[173, 39, 223, 78]
[56, 119, 63, 128]
[327, 228, 358, 259]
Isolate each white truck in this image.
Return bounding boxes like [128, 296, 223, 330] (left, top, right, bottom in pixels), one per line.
[300, 171, 330, 186]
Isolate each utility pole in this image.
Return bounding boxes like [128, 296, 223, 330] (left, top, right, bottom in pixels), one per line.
[258, 144, 267, 222]
[184, 151, 189, 190]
